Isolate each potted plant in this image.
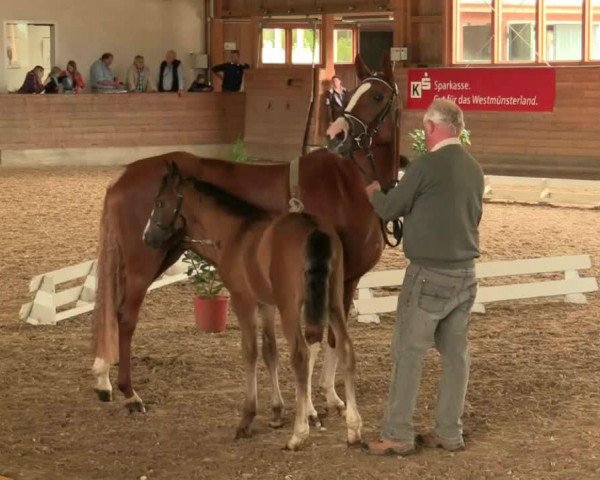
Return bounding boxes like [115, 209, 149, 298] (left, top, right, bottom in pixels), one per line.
[230, 136, 251, 162]
[183, 250, 228, 333]
[409, 128, 471, 154]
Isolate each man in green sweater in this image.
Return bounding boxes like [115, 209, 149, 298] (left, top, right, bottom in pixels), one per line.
[363, 99, 484, 456]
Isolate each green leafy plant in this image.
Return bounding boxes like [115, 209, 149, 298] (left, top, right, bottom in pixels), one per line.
[409, 128, 471, 154]
[230, 136, 250, 162]
[183, 251, 223, 299]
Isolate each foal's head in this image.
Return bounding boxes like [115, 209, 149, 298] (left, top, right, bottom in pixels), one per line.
[143, 161, 268, 250]
[143, 161, 186, 249]
[326, 53, 397, 156]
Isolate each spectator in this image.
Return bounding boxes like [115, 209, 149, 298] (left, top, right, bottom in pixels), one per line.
[44, 67, 63, 94]
[188, 73, 213, 92]
[158, 50, 184, 94]
[17, 66, 47, 94]
[90, 53, 121, 92]
[325, 75, 348, 123]
[61, 60, 86, 93]
[126, 55, 157, 93]
[211, 50, 249, 92]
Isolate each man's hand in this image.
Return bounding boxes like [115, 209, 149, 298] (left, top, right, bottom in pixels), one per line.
[365, 181, 381, 201]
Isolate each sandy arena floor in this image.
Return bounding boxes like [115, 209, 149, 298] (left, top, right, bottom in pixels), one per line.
[0, 166, 599, 480]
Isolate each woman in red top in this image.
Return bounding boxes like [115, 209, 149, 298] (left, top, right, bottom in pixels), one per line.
[60, 60, 86, 93]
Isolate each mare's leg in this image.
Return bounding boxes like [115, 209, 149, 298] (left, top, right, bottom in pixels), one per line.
[319, 277, 360, 414]
[328, 303, 362, 445]
[92, 357, 113, 402]
[280, 309, 310, 451]
[116, 283, 146, 413]
[231, 295, 259, 439]
[259, 304, 285, 428]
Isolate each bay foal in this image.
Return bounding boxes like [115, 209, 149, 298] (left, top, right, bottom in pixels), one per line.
[137, 162, 361, 449]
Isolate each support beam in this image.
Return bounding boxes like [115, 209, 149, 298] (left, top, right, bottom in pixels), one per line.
[322, 14, 335, 77]
[210, 18, 225, 91]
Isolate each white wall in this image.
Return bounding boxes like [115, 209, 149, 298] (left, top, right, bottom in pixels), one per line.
[0, 0, 205, 92]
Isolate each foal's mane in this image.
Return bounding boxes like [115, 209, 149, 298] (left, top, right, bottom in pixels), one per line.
[186, 176, 268, 220]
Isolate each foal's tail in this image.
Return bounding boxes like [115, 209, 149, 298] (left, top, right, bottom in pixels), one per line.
[91, 197, 124, 365]
[304, 228, 332, 344]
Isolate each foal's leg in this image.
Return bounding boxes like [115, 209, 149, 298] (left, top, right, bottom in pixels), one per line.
[231, 295, 259, 439]
[319, 339, 345, 416]
[259, 304, 285, 428]
[307, 341, 323, 428]
[329, 304, 362, 446]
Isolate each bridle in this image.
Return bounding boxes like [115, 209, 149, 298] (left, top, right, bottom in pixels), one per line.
[342, 76, 398, 158]
[341, 76, 403, 248]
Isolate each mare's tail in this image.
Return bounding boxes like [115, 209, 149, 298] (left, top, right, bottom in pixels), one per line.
[91, 195, 124, 365]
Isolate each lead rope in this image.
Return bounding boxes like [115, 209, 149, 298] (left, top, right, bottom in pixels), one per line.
[289, 157, 304, 213]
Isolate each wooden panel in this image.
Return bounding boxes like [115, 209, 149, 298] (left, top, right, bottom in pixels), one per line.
[416, 23, 444, 65]
[220, 0, 393, 17]
[0, 93, 245, 150]
[396, 67, 600, 180]
[354, 277, 598, 314]
[243, 67, 314, 161]
[223, 20, 254, 66]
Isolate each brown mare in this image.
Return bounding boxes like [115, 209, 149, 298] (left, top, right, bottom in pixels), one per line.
[91, 54, 399, 429]
[141, 162, 361, 449]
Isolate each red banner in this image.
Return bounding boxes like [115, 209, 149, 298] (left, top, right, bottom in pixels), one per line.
[406, 68, 556, 112]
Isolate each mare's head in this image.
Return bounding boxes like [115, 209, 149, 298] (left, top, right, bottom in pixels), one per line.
[143, 161, 186, 249]
[326, 53, 397, 156]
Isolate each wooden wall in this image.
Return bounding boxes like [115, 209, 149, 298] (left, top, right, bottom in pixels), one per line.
[0, 93, 245, 151]
[396, 67, 600, 180]
[244, 67, 314, 160]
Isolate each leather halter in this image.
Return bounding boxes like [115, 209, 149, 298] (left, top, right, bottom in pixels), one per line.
[152, 175, 217, 248]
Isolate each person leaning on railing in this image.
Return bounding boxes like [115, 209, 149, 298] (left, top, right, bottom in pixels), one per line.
[90, 52, 122, 92]
[17, 66, 48, 94]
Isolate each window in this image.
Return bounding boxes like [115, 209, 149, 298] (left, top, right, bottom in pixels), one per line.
[4, 22, 56, 92]
[501, 0, 537, 62]
[261, 28, 286, 64]
[591, 0, 600, 58]
[454, 0, 600, 63]
[291, 28, 320, 64]
[507, 23, 535, 61]
[546, 0, 583, 61]
[457, 0, 493, 63]
[334, 29, 353, 63]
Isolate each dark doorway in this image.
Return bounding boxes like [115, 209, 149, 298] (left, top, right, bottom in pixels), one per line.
[359, 30, 393, 71]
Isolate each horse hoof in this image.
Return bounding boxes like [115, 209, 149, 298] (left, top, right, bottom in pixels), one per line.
[347, 434, 362, 447]
[125, 401, 146, 414]
[95, 389, 112, 402]
[269, 419, 285, 429]
[308, 414, 325, 430]
[235, 426, 253, 440]
[283, 442, 303, 452]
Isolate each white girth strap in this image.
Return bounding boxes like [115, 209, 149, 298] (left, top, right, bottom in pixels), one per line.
[289, 157, 304, 213]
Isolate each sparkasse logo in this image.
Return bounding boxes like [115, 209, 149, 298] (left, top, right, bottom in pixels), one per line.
[410, 72, 431, 98]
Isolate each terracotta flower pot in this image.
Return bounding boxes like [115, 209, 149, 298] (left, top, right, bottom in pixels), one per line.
[194, 295, 228, 333]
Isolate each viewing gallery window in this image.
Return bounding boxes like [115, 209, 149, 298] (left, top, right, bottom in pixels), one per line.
[260, 26, 354, 65]
[454, 0, 600, 63]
